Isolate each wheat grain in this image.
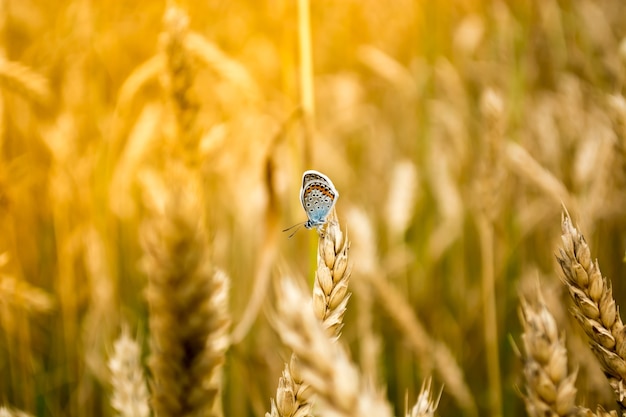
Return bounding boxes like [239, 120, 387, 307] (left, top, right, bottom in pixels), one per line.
[556, 213, 626, 411]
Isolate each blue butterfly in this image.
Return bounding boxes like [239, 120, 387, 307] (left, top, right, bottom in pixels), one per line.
[283, 170, 339, 237]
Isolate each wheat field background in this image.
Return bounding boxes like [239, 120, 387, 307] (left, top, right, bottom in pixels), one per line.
[1, 0, 626, 416]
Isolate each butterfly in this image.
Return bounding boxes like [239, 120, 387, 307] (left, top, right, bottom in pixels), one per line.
[283, 170, 339, 237]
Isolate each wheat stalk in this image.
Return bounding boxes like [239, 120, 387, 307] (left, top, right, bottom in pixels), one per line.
[141, 168, 230, 417]
[519, 291, 578, 416]
[556, 213, 626, 412]
[108, 329, 150, 417]
[297, 0, 315, 162]
[472, 87, 507, 417]
[505, 142, 575, 211]
[272, 278, 392, 417]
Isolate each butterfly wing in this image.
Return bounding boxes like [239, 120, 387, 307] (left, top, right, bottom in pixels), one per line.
[301, 181, 338, 226]
[298, 170, 339, 229]
[300, 170, 339, 202]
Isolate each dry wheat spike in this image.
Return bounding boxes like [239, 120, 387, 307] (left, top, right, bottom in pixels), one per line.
[519, 292, 577, 416]
[406, 378, 441, 417]
[272, 278, 392, 417]
[518, 286, 618, 416]
[141, 171, 230, 417]
[313, 215, 352, 341]
[266, 215, 352, 417]
[266, 355, 313, 417]
[557, 213, 626, 412]
[160, 4, 199, 136]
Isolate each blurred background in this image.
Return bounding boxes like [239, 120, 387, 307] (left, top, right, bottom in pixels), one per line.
[1, 0, 626, 415]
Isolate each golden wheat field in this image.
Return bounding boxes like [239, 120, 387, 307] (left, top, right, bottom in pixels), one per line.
[2, 0, 626, 416]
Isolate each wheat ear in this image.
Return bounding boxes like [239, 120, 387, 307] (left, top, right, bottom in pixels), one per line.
[519, 291, 577, 416]
[266, 355, 313, 417]
[313, 213, 352, 340]
[272, 278, 392, 417]
[108, 329, 150, 417]
[406, 378, 441, 417]
[160, 4, 200, 150]
[266, 214, 351, 417]
[141, 172, 230, 417]
[557, 213, 626, 411]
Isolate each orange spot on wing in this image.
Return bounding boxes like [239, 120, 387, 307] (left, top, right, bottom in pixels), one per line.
[308, 184, 334, 199]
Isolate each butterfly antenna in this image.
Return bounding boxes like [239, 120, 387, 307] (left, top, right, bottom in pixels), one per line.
[287, 225, 303, 238]
[282, 221, 305, 236]
[282, 222, 300, 232]
[282, 222, 305, 238]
